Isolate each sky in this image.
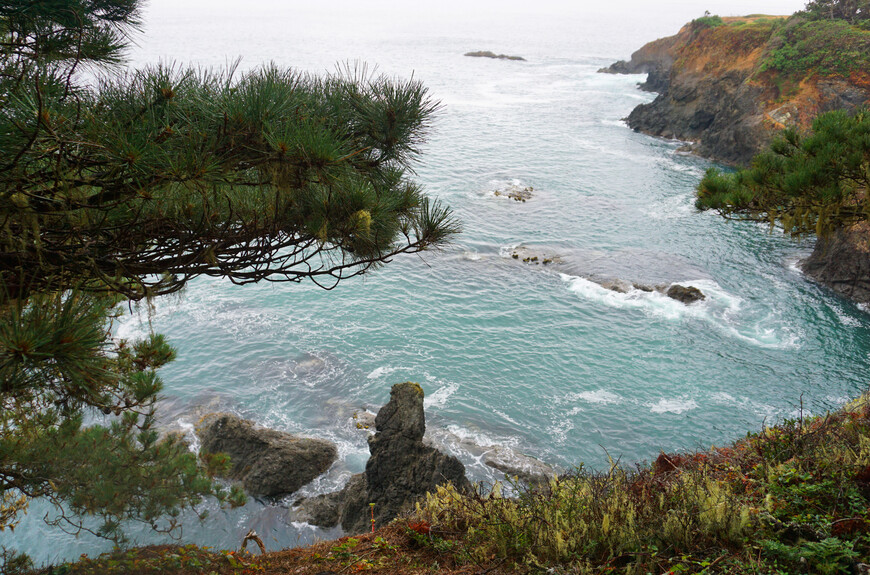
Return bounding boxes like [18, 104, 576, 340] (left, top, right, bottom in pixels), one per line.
[130, 0, 811, 71]
[142, 0, 809, 19]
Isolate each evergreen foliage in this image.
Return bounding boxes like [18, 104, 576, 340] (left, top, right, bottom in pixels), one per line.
[695, 109, 870, 236]
[803, 0, 870, 23]
[0, 0, 456, 550]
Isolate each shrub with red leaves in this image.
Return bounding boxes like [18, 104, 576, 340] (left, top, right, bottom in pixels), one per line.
[408, 520, 431, 535]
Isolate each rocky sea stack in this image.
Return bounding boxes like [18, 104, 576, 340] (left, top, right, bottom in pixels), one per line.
[293, 382, 471, 533]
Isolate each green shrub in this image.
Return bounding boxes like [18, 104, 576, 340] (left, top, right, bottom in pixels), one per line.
[417, 466, 753, 569]
[411, 396, 870, 573]
[694, 15, 725, 28]
[761, 19, 870, 79]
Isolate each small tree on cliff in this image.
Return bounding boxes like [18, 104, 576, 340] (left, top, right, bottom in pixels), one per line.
[0, 0, 456, 544]
[695, 109, 870, 236]
[803, 0, 870, 23]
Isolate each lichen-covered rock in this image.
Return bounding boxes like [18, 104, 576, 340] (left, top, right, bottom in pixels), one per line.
[803, 222, 870, 305]
[196, 413, 337, 497]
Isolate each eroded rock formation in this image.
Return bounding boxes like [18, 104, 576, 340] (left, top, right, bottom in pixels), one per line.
[196, 413, 337, 497]
[293, 383, 471, 533]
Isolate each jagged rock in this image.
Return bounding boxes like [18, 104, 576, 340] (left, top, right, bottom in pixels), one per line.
[494, 185, 533, 202]
[341, 383, 471, 533]
[352, 410, 376, 431]
[292, 491, 344, 527]
[599, 279, 633, 293]
[802, 222, 870, 305]
[666, 284, 706, 304]
[464, 50, 525, 61]
[484, 451, 556, 487]
[196, 413, 337, 497]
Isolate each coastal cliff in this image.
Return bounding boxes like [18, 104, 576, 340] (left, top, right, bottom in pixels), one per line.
[604, 15, 870, 304]
[603, 15, 870, 166]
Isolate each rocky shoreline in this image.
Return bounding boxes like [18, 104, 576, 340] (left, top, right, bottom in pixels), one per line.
[601, 17, 870, 306]
[191, 382, 555, 537]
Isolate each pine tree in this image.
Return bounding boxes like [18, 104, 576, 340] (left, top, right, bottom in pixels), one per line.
[803, 0, 870, 23]
[695, 109, 870, 236]
[0, 0, 457, 546]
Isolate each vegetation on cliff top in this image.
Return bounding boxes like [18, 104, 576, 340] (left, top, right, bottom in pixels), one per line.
[760, 18, 870, 82]
[676, 2, 870, 97]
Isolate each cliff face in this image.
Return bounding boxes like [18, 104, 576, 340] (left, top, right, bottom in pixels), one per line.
[606, 16, 870, 306]
[605, 16, 870, 166]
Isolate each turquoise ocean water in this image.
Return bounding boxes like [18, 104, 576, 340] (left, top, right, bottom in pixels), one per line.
[9, 0, 870, 563]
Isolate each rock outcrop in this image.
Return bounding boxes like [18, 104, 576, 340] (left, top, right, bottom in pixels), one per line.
[493, 184, 533, 202]
[802, 223, 870, 306]
[197, 413, 337, 497]
[603, 17, 870, 166]
[507, 245, 707, 304]
[666, 284, 706, 304]
[292, 383, 471, 533]
[464, 50, 525, 61]
[604, 16, 870, 305]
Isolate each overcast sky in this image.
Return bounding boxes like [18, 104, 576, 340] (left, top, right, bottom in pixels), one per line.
[143, 0, 808, 19]
[131, 0, 811, 70]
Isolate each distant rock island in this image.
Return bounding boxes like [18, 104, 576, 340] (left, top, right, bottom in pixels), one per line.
[464, 50, 525, 61]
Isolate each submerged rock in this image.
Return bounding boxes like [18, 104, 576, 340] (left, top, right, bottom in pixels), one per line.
[483, 449, 556, 487]
[465, 50, 526, 61]
[494, 185, 534, 202]
[196, 413, 337, 497]
[666, 284, 706, 304]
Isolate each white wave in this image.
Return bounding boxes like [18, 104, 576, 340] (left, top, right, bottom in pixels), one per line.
[600, 119, 627, 128]
[786, 256, 804, 274]
[650, 398, 699, 414]
[366, 365, 401, 380]
[493, 409, 522, 426]
[710, 392, 735, 403]
[498, 243, 523, 258]
[569, 390, 621, 404]
[177, 420, 200, 453]
[547, 418, 574, 445]
[561, 275, 800, 349]
[831, 305, 862, 328]
[663, 158, 705, 176]
[441, 423, 512, 448]
[424, 381, 459, 409]
[561, 273, 709, 321]
[648, 193, 695, 220]
[291, 521, 318, 531]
